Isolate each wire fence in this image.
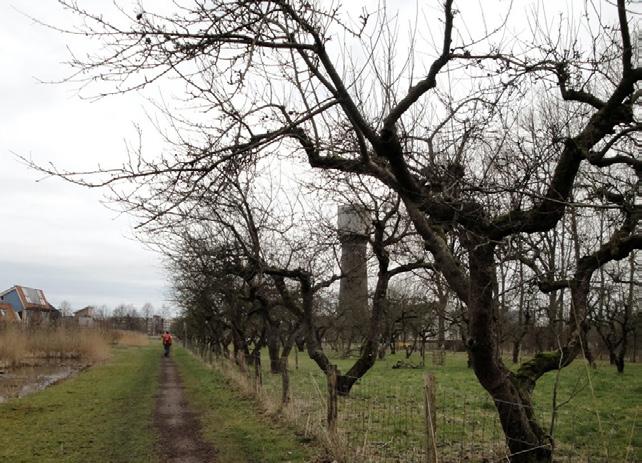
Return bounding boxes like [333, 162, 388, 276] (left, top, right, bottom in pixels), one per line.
[189, 346, 640, 463]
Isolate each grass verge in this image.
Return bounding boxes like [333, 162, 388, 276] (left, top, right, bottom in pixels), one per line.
[0, 345, 160, 463]
[174, 346, 322, 463]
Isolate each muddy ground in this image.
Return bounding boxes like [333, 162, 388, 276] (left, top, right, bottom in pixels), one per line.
[154, 356, 217, 463]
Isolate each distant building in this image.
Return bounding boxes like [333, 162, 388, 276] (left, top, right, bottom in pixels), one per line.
[0, 285, 55, 323]
[146, 315, 164, 335]
[146, 315, 174, 335]
[74, 306, 96, 327]
[0, 301, 20, 322]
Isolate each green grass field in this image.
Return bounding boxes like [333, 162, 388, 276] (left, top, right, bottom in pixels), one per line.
[175, 347, 322, 463]
[2, 340, 637, 463]
[0, 345, 160, 463]
[0, 343, 326, 463]
[253, 350, 642, 462]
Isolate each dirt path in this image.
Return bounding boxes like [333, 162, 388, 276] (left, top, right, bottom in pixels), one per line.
[154, 356, 217, 463]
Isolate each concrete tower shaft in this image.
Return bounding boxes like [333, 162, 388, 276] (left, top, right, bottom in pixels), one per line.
[337, 205, 369, 333]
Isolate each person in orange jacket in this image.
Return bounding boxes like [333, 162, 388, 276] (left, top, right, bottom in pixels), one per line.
[161, 330, 173, 357]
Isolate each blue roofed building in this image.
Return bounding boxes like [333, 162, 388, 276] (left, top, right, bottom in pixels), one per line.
[0, 285, 57, 323]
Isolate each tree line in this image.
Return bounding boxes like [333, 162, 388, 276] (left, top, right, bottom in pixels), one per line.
[33, 1, 641, 461]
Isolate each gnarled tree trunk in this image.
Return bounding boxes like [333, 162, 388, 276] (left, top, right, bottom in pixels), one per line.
[467, 242, 553, 463]
[336, 265, 389, 395]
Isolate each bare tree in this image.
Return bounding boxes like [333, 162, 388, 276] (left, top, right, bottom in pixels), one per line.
[592, 251, 638, 373]
[58, 300, 73, 317]
[33, 1, 642, 460]
[332, 183, 438, 394]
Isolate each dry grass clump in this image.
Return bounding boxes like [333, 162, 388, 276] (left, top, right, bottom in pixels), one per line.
[112, 330, 150, 347]
[205, 353, 347, 462]
[0, 323, 112, 367]
[0, 325, 28, 366]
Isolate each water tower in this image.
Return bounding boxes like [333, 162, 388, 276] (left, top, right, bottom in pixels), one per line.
[337, 204, 369, 335]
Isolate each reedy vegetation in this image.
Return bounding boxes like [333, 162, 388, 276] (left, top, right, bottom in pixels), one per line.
[0, 324, 113, 367]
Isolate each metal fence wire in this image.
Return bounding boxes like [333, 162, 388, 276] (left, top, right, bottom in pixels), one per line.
[192, 348, 640, 463]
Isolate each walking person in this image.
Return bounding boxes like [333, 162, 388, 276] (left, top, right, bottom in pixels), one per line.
[161, 330, 173, 357]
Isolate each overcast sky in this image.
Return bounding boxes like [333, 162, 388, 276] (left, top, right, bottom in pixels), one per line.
[0, 2, 171, 314]
[0, 0, 628, 315]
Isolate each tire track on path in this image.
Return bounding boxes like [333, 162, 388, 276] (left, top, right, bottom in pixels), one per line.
[154, 356, 217, 463]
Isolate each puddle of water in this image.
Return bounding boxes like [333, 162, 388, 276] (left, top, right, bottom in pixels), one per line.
[0, 361, 84, 403]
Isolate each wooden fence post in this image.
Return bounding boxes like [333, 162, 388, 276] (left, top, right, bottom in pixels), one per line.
[238, 352, 246, 373]
[280, 356, 290, 406]
[424, 373, 438, 463]
[327, 364, 338, 434]
[254, 350, 262, 391]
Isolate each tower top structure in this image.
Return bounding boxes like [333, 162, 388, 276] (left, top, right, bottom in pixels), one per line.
[337, 204, 369, 239]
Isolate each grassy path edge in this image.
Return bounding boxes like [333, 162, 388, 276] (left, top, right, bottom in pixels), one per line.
[174, 347, 324, 463]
